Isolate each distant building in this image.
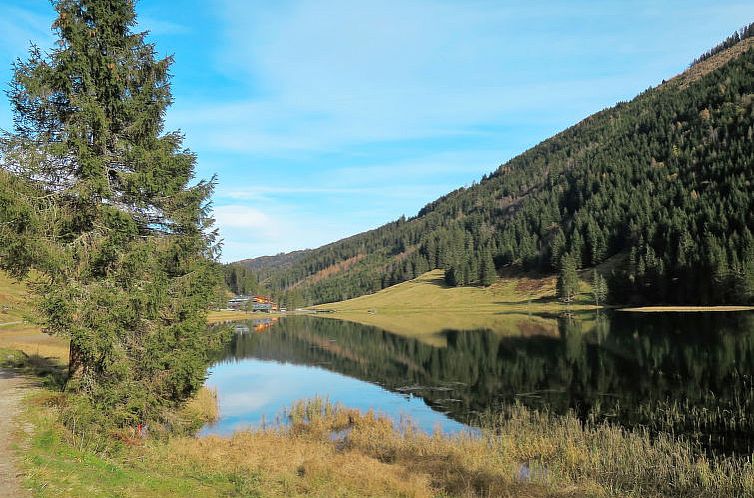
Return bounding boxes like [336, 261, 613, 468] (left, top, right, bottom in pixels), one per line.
[226, 294, 279, 312]
[227, 295, 250, 310]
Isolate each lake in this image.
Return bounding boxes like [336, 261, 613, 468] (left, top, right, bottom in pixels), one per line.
[202, 311, 754, 454]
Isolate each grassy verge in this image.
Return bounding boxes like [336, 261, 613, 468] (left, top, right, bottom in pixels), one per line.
[0, 271, 69, 361]
[16, 392, 754, 498]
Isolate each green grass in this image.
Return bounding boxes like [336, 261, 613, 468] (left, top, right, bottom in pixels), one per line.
[313, 269, 597, 313]
[308, 269, 597, 339]
[23, 404, 231, 497]
[0, 269, 29, 322]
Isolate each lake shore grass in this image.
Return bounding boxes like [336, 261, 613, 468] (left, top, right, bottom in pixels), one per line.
[15, 390, 754, 497]
[307, 270, 753, 337]
[207, 309, 290, 323]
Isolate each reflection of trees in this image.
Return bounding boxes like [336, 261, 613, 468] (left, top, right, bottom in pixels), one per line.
[216, 312, 754, 453]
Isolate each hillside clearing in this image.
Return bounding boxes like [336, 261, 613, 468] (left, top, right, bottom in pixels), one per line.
[312, 269, 597, 313]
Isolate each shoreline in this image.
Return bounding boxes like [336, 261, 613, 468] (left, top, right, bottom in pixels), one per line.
[619, 305, 754, 312]
[206, 310, 291, 323]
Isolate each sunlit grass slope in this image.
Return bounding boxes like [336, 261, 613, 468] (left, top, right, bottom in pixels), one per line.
[308, 269, 596, 341]
[313, 269, 596, 313]
[0, 270, 68, 360]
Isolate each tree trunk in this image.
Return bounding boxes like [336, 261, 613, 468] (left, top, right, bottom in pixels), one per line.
[67, 340, 83, 386]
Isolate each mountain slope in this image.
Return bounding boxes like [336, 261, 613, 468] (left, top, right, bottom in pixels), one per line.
[238, 26, 754, 307]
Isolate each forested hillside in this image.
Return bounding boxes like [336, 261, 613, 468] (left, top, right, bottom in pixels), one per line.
[232, 25, 754, 306]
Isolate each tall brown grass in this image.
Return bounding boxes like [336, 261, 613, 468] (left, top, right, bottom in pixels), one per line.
[21, 391, 754, 497]
[151, 398, 754, 497]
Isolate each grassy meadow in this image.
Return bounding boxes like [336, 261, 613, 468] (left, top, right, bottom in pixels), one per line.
[208, 309, 289, 323]
[0, 271, 68, 361]
[308, 269, 596, 341]
[312, 269, 598, 314]
[310, 269, 752, 340]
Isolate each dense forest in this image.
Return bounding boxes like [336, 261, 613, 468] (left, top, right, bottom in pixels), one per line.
[229, 25, 754, 306]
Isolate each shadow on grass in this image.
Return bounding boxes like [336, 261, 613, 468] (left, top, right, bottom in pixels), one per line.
[0, 348, 67, 390]
[493, 295, 560, 305]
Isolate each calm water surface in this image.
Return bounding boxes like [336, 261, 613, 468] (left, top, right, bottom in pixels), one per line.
[202, 311, 754, 454]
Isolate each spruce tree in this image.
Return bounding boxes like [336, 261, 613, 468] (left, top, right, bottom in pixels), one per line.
[479, 245, 496, 286]
[445, 266, 459, 287]
[557, 254, 580, 304]
[592, 269, 608, 305]
[0, 0, 221, 429]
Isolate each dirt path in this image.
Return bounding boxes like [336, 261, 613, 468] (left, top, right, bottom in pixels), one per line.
[0, 369, 31, 498]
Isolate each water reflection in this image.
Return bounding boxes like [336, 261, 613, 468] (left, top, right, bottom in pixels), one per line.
[205, 312, 754, 454]
[202, 358, 467, 436]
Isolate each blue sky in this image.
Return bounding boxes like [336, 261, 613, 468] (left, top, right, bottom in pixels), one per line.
[1, 1, 753, 262]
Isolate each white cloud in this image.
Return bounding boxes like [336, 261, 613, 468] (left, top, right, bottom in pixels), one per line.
[213, 204, 277, 231]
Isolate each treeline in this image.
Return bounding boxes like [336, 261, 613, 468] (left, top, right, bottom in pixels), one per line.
[238, 29, 754, 306]
[691, 21, 754, 67]
[225, 264, 264, 295]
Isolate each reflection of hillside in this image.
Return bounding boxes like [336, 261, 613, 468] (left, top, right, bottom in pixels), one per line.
[312, 311, 560, 347]
[216, 312, 754, 454]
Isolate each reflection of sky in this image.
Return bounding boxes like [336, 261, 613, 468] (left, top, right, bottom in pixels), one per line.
[201, 358, 467, 436]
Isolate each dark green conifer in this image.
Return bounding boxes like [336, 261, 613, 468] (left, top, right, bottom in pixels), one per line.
[479, 245, 496, 286]
[592, 270, 608, 305]
[0, 0, 221, 429]
[444, 266, 459, 287]
[557, 254, 580, 304]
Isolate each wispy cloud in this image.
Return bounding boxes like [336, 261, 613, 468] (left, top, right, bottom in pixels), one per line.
[4, 0, 753, 262]
[0, 4, 54, 54]
[171, 0, 746, 158]
[214, 205, 277, 231]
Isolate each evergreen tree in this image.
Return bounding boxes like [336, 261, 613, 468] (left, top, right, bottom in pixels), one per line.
[0, 0, 221, 429]
[592, 270, 608, 306]
[557, 254, 580, 304]
[445, 266, 459, 287]
[479, 246, 496, 286]
[550, 228, 567, 270]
